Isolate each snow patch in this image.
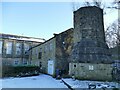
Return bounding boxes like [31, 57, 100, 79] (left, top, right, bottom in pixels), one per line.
[62, 78, 120, 89]
[1, 74, 67, 88]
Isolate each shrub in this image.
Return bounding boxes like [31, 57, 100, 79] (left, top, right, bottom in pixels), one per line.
[2, 65, 40, 78]
[112, 88, 119, 90]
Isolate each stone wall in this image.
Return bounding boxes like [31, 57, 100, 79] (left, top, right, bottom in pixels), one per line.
[30, 28, 74, 75]
[70, 6, 112, 64]
[30, 37, 56, 75]
[74, 6, 105, 44]
[69, 63, 113, 81]
[55, 28, 73, 74]
[1, 39, 26, 66]
[110, 46, 120, 60]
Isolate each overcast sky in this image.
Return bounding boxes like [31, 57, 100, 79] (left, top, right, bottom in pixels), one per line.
[2, 2, 118, 40]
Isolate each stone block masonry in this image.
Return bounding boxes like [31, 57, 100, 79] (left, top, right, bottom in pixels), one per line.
[69, 63, 113, 81]
[71, 6, 112, 64]
[69, 6, 113, 81]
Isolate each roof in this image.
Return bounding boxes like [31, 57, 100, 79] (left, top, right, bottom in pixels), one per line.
[28, 28, 73, 51]
[0, 33, 45, 43]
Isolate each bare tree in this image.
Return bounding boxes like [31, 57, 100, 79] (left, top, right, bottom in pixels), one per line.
[107, 0, 120, 9]
[84, 0, 120, 9]
[105, 19, 120, 48]
[84, 1, 91, 7]
[71, 0, 119, 12]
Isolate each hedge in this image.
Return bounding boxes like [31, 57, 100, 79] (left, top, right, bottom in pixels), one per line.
[2, 65, 40, 77]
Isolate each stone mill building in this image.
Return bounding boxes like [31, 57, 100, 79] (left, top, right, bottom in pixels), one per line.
[69, 6, 113, 81]
[28, 6, 117, 81]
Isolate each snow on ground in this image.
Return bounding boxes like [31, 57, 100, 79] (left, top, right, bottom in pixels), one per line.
[0, 74, 68, 89]
[1, 74, 120, 89]
[0, 79, 2, 90]
[62, 78, 120, 89]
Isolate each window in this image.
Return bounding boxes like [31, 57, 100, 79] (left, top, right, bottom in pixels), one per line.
[40, 48, 42, 52]
[16, 43, 21, 55]
[44, 45, 48, 53]
[14, 60, 19, 65]
[0, 41, 2, 54]
[38, 52, 42, 59]
[39, 62, 42, 68]
[49, 43, 53, 51]
[74, 64, 76, 68]
[35, 48, 38, 55]
[89, 65, 94, 70]
[73, 64, 77, 68]
[6, 42, 12, 54]
[23, 59, 27, 65]
[24, 43, 29, 54]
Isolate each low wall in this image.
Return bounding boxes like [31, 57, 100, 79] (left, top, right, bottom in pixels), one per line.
[69, 63, 113, 81]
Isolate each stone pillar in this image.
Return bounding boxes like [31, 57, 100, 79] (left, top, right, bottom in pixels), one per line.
[71, 6, 112, 64]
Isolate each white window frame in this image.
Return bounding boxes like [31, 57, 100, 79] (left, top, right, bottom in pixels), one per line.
[89, 65, 94, 70]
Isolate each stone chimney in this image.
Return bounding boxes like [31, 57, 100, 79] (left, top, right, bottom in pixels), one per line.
[71, 6, 112, 64]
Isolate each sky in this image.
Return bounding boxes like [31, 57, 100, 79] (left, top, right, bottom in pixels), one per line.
[1, 1, 118, 40]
